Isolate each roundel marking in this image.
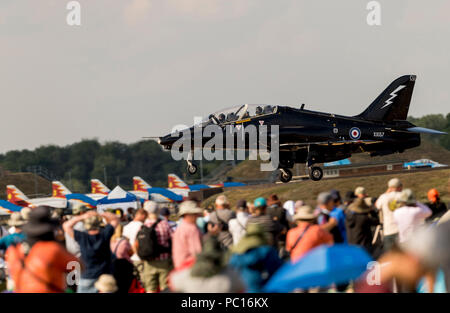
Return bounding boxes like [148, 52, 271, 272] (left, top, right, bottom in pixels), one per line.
[349, 127, 361, 140]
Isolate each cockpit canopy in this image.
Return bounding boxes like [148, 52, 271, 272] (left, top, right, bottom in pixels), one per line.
[201, 104, 278, 125]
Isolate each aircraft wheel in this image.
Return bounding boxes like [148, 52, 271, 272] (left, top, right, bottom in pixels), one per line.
[279, 169, 293, 183]
[187, 163, 198, 175]
[309, 166, 323, 181]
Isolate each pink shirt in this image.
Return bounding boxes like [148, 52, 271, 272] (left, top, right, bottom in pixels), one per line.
[393, 203, 431, 243]
[172, 221, 202, 269]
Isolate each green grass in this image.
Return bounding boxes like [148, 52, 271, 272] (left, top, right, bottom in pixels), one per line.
[204, 168, 450, 208]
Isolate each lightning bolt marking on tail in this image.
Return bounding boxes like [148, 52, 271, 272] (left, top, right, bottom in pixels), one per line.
[380, 85, 406, 109]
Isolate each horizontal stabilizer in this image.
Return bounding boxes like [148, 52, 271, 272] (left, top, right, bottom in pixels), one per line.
[406, 127, 447, 135]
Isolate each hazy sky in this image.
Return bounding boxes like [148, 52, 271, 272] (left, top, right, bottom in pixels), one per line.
[1, 0, 449, 153]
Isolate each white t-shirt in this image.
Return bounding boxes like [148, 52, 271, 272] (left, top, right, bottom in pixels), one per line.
[393, 203, 431, 243]
[375, 191, 401, 236]
[123, 220, 143, 262]
[228, 212, 249, 245]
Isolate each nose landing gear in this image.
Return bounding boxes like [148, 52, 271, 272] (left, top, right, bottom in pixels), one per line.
[279, 168, 293, 183]
[187, 160, 198, 175]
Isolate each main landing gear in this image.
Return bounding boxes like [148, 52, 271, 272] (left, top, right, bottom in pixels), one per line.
[187, 160, 198, 175]
[278, 166, 323, 183]
[308, 166, 323, 181]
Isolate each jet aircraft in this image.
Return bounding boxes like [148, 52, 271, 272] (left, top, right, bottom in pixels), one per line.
[158, 75, 447, 183]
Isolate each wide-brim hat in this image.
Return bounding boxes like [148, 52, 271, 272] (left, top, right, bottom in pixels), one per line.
[293, 205, 316, 221]
[348, 198, 372, 213]
[22, 206, 59, 237]
[8, 212, 27, 227]
[84, 215, 104, 231]
[396, 189, 416, 206]
[232, 223, 268, 254]
[94, 274, 118, 293]
[178, 201, 203, 216]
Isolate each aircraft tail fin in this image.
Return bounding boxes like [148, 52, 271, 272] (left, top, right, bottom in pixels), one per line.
[168, 174, 189, 189]
[356, 75, 416, 121]
[6, 185, 31, 206]
[52, 181, 72, 197]
[133, 176, 152, 191]
[90, 179, 110, 195]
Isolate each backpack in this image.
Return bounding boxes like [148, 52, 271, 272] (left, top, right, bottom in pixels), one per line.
[136, 220, 170, 260]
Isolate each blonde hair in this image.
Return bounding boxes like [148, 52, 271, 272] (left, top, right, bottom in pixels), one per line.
[111, 223, 123, 242]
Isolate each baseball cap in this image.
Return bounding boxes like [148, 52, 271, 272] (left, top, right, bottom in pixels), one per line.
[388, 178, 402, 188]
[254, 197, 267, 208]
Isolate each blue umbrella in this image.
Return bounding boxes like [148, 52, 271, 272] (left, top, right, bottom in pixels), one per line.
[264, 244, 372, 292]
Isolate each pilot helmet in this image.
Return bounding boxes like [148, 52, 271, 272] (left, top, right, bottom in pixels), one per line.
[255, 106, 263, 115]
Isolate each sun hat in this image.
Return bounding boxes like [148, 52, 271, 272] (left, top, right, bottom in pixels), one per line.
[348, 198, 372, 213]
[190, 236, 226, 278]
[253, 197, 267, 208]
[396, 189, 416, 206]
[72, 204, 87, 215]
[22, 206, 60, 238]
[8, 212, 27, 227]
[143, 200, 158, 214]
[178, 201, 203, 216]
[293, 205, 316, 221]
[94, 274, 118, 293]
[388, 178, 402, 188]
[232, 223, 269, 254]
[215, 195, 229, 207]
[84, 215, 104, 231]
[354, 186, 366, 197]
[20, 207, 32, 221]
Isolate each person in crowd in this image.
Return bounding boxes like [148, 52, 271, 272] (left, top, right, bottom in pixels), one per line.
[283, 200, 295, 224]
[110, 223, 134, 293]
[64, 204, 87, 258]
[345, 193, 380, 256]
[228, 199, 249, 245]
[110, 224, 132, 261]
[95, 274, 118, 293]
[172, 200, 203, 269]
[343, 191, 356, 210]
[229, 223, 283, 292]
[0, 212, 26, 250]
[123, 208, 147, 264]
[6, 206, 78, 293]
[63, 210, 119, 293]
[267, 194, 289, 230]
[122, 208, 147, 291]
[393, 189, 431, 243]
[169, 236, 245, 293]
[329, 189, 347, 243]
[137, 202, 173, 293]
[426, 188, 448, 222]
[286, 205, 333, 262]
[316, 192, 345, 243]
[208, 195, 235, 248]
[247, 197, 283, 247]
[375, 178, 403, 252]
[356, 223, 449, 293]
[160, 207, 177, 231]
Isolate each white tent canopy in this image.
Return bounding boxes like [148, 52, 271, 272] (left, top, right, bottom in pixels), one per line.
[96, 186, 141, 213]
